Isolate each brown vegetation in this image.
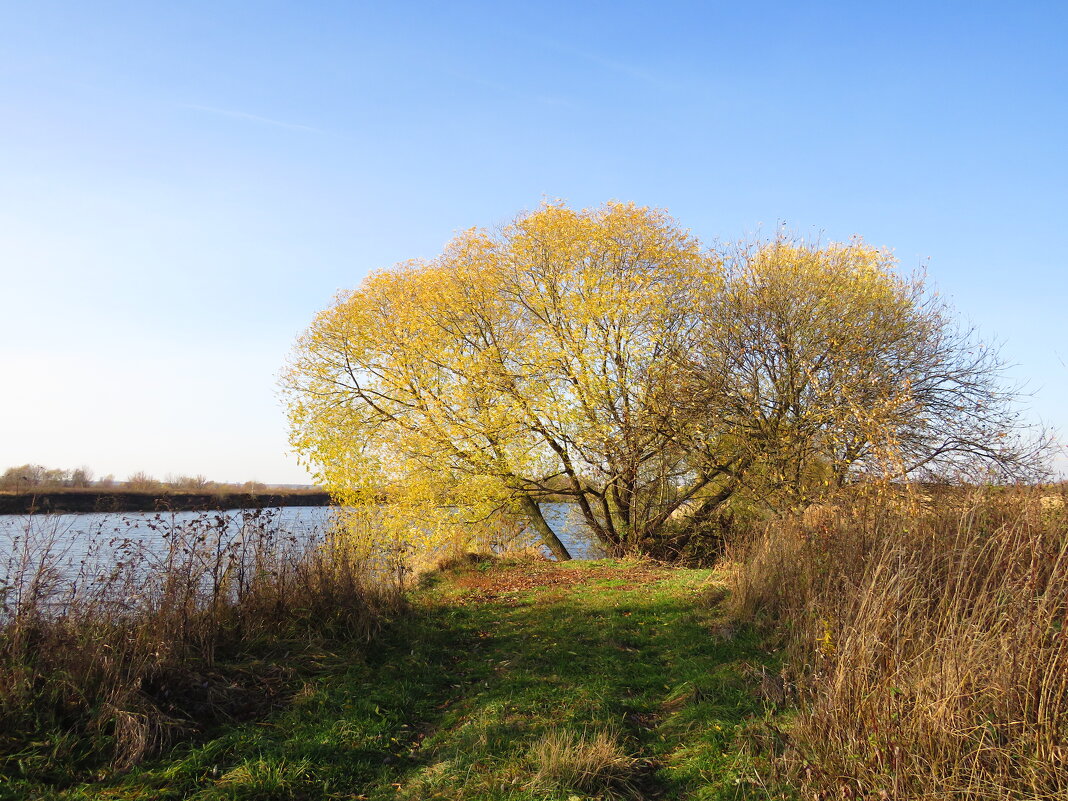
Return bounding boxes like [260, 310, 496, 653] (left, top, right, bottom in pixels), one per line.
[526, 728, 643, 799]
[0, 510, 400, 778]
[731, 486, 1068, 799]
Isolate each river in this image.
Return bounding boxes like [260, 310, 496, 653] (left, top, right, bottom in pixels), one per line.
[0, 502, 603, 585]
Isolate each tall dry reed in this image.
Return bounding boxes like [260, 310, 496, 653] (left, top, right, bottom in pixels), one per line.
[0, 509, 400, 775]
[732, 487, 1068, 799]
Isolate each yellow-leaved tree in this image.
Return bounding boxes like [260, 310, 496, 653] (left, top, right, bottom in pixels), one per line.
[282, 202, 718, 561]
[282, 202, 1044, 563]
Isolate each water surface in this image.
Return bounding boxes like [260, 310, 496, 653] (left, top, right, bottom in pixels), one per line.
[0, 502, 602, 580]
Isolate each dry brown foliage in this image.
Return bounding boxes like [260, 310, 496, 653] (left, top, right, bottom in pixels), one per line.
[0, 510, 400, 771]
[526, 727, 642, 799]
[731, 486, 1068, 799]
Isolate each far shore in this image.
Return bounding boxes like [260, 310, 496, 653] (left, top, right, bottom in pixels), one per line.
[0, 488, 332, 515]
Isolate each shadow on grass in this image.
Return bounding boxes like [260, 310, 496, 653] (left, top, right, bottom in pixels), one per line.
[16, 563, 783, 801]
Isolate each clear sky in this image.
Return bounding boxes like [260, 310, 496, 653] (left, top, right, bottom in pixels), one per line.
[2, 1, 1065, 484]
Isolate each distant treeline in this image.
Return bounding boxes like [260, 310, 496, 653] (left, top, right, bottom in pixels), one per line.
[0, 464, 329, 514]
[0, 463, 295, 493]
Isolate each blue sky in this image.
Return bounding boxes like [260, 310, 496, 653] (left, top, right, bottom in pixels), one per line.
[2, 1, 1065, 483]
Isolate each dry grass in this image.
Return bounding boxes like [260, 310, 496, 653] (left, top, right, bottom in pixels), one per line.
[0, 509, 400, 774]
[731, 486, 1068, 799]
[526, 727, 643, 799]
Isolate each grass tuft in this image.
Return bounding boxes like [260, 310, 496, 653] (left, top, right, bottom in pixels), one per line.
[526, 728, 642, 799]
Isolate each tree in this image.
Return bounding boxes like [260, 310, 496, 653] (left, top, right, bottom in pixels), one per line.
[0, 465, 45, 491]
[0, 464, 67, 490]
[284, 202, 719, 560]
[282, 203, 1044, 563]
[69, 467, 94, 488]
[125, 472, 160, 491]
[166, 474, 213, 490]
[667, 236, 1046, 539]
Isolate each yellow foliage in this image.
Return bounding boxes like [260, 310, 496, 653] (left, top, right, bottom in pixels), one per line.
[282, 201, 716, 560]
[282, 201, 1037, 566]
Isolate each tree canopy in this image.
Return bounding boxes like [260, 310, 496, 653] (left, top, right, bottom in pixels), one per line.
[282, 202, 1043, 562]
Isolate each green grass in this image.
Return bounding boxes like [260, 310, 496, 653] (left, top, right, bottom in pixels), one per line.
[2, 557, 788, 800]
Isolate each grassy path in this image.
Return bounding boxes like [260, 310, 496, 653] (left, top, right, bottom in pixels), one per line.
[18, 558, 781, 800]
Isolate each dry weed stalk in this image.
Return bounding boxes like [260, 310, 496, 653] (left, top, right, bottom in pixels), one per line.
[732, 486, 1068, 799]
[0, 510, 400, 772]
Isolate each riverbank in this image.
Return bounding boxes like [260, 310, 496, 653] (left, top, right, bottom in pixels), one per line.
[0, 512, 399, 801]
[0, 556, 788, 800]
[0, 488, 331, 514]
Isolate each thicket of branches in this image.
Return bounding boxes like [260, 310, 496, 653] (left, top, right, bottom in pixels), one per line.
[282, 202, 1046, 561]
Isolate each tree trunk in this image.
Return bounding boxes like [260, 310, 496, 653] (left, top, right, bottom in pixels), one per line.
[518, 493, 572, 560]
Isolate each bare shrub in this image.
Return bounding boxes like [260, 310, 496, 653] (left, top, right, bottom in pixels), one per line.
[731, 486, 1068, 799]
[124, 471, 160, 491]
